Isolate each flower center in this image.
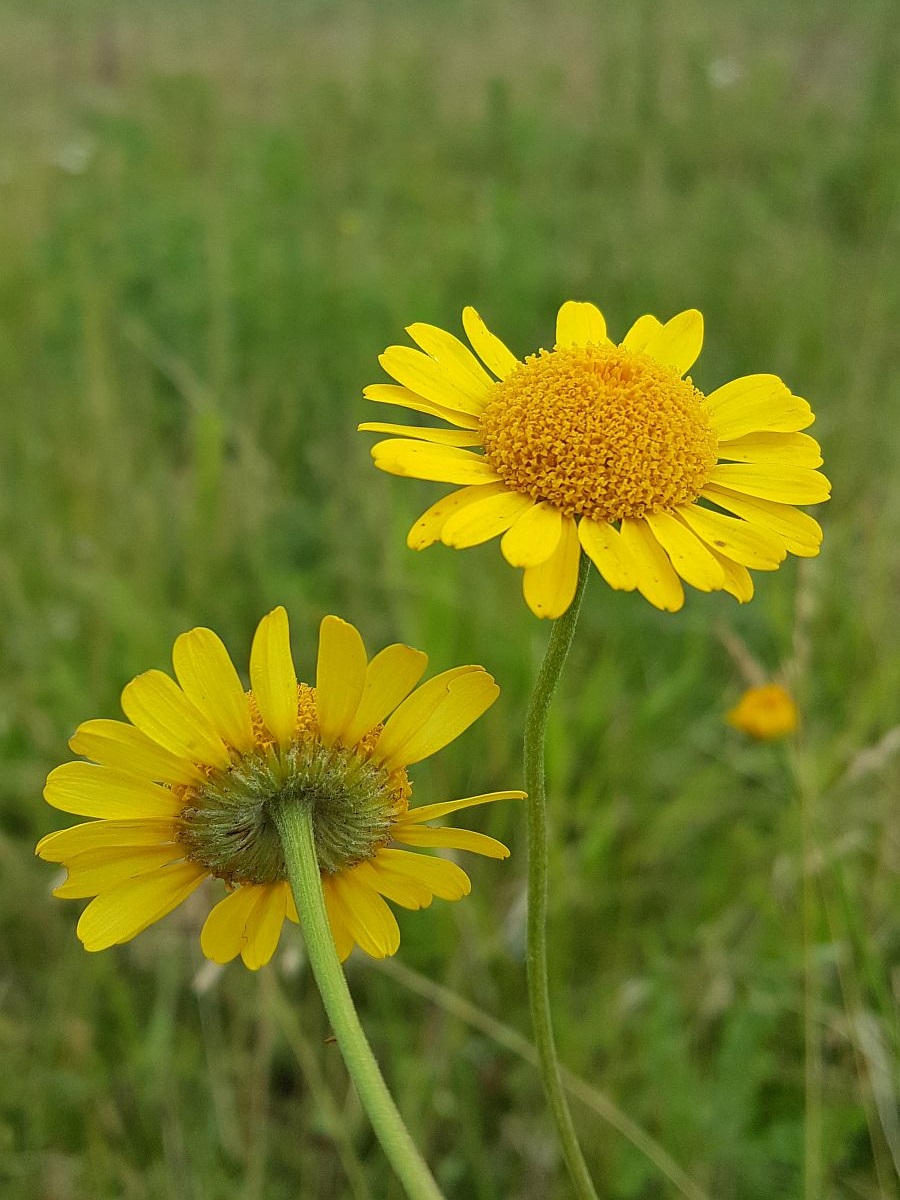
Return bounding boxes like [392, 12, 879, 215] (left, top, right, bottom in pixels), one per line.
[176, 685, 410, 885]
[479, 344, 718, 521]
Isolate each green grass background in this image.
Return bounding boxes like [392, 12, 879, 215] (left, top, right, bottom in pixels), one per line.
[2, 0, 898, 1196]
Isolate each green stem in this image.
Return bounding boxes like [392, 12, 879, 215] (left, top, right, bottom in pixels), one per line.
[524, 552, 598, 1199]
[273, 802, 444, 1200]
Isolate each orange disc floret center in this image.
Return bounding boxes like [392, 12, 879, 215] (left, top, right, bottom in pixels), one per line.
[479, 344, 719, 521]
[178, 683, 411, 885]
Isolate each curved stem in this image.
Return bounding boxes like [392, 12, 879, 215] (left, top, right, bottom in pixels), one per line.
[273, 802, 444, 1200]
[524, 553, 597, 1199]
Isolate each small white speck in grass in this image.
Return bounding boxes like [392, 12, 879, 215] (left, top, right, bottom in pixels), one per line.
[707, 57, 743, 88]
[51, 133, 96, 175]
[191, 958, 223, 995]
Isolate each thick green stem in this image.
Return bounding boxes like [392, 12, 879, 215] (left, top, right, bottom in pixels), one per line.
[524, 553, 598, 1199]
[273, 802, 444, 1200]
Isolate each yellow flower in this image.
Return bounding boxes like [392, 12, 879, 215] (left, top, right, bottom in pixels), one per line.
[727, 683, 799, 740]
[38, 609, 523, 969]
[361, 302, 830, 618]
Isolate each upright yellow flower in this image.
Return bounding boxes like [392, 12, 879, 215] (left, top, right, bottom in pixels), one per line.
[38, 609, 522, 969]
[361, 302, 829, 618]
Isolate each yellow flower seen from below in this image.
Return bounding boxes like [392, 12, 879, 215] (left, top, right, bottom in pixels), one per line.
[727, 683, 799, 740]
[361, 301, 830, 618]
[38, 609, 523, 969]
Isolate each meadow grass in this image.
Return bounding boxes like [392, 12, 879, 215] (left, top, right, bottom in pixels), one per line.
[1, 0, 898, 1196]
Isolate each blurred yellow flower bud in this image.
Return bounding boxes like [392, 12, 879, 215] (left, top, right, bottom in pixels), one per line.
[727, 683, 798, 740]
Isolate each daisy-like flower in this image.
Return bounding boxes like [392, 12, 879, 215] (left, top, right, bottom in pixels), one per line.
[38, 609, 522, 970]
[361, 302, 830, 618]
[727, 682, 798, 740]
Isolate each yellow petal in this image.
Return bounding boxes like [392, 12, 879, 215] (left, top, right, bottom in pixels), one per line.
[54, 844, 184, 898]
[285, 884, 299, 924]
[702, 375, 814, 439]
[620, 313, 663, 353]
[708, 464, 831, 505]
[367, 847, 472, 902]
[619, 518, 685, 611]
[68, 719, 205, 786]
[371, 439, 500, 486]
[201, 884, 260, 964]
[342, 643, 429, 746]
[76, 860, 206, 951]
[405, 322, 496, 396]
[44, 762, 183, 820]
[377, 670, 499, 771]
[407, 483, 509, 550]
[555, 300, 609, 347]
[642, 309, 704, 375]
[402, 790, 526, 825]
[717, 431, 822, 468]
[373, 666, 482, 766]
[357, 421, 483, 447]
[441, 488, 533, 549]
[379, 346, 487, 416]
[700, 484, 823, 557]
[461, 306, 519, 379]
[315, 616, 368, 748]
[501, 501, 563, 568]
[220, 889, 288, 968]
[172, 627, 255, 754]
[249, 607, 298, 749]
[321, 876, 356, 962]
[675, 504, 786, 569]
[121, 671, 231, 770]
[392, 824, 510, 860]
[577, 517, 639, 591]
[37, 818, 177, 862]
[522, 515, 581, 619]
[350, 853, 435, 910]
[644, 511, 726, 592]
[709, 547, 754, 603]
[241, 884, 288, 969]
[362, 383, 480, 430]
[329, 872, 400, 959]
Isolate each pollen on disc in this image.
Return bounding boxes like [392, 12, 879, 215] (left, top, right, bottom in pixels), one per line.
[479, 344, 718, 522]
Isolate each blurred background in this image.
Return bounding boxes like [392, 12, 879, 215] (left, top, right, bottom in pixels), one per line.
[2, 0, 898, 1197]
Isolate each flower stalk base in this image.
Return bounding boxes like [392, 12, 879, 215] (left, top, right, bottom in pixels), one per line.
[524, 552, 598, 1199]
[273, 800, 444, 1200]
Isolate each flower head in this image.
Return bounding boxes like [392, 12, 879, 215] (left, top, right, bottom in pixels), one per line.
[727, 683, 798, 740]
[361, 302, 830, 618]
[38, 609, 523, 969]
